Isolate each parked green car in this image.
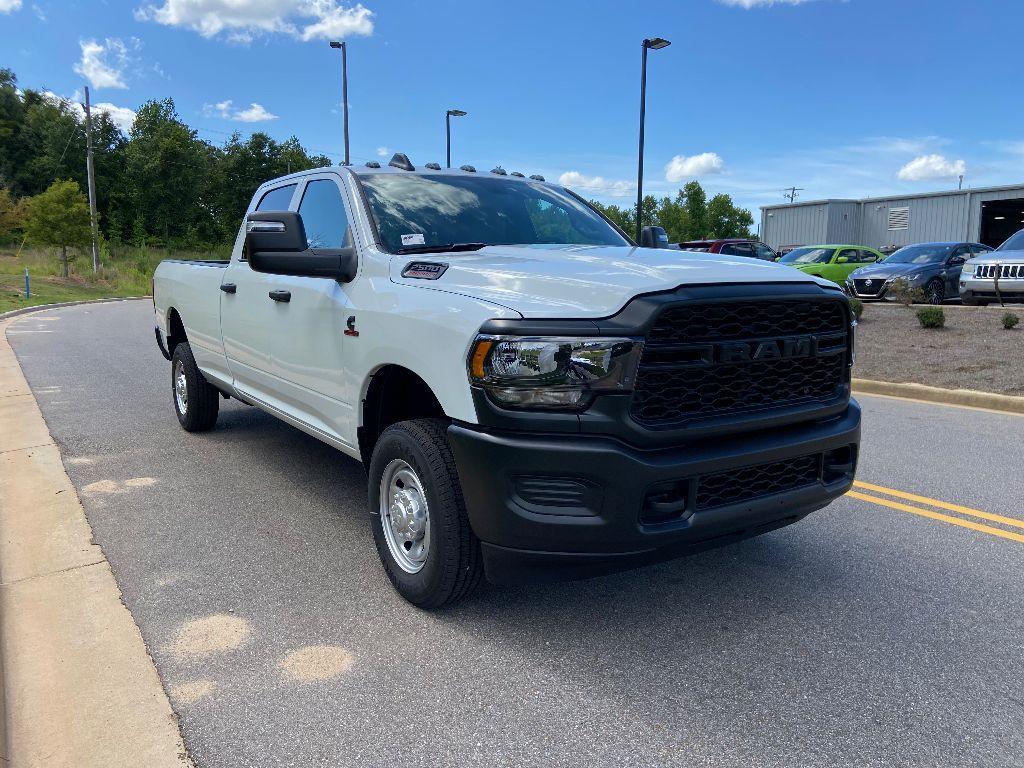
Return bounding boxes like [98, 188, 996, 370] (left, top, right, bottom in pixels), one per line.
[778, 245, 886, 284]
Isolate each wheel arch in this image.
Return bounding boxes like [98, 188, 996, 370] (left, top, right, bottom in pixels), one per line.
[165, 307, 188, 355]
[358, 364, 448, 468]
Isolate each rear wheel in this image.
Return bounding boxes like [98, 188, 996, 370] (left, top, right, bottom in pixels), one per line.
[369, 419, 483, 608]
[171, 342, 220, 432]
[926, 279, 945, 305]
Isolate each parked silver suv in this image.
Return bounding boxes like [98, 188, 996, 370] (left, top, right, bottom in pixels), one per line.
[960, 228, 1024, 305]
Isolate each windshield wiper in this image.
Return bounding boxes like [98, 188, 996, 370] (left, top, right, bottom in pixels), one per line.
[397, 242, 487, 255]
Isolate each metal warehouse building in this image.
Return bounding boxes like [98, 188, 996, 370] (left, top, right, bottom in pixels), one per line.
[760, 184, 1024, 252]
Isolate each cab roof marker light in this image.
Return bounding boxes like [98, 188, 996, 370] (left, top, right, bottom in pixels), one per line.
[460, 165, 476, 172]
[529, 174, 545, 181]
[389, 152, 415, 171]
[424, 162, 442, 170]
[365, 161, 381, 168]
[510, 171, 525, 178]
[491, 166, 507, 176]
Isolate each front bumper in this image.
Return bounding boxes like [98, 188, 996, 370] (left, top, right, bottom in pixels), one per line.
[447, 402, 861, 585]
[959, 276, 1024, 303]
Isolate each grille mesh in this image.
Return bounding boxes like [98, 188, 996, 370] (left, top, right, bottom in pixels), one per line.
[631, 299, 849, 427]
[696, 454, 821, 510]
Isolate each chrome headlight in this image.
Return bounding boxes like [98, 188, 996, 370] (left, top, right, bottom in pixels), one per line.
[468, 336, 643, 410]
[962, 261, 976, 277]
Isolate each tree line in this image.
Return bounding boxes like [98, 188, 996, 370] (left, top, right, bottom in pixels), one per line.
[589, 182, 754, 244]
[0, 67, 330, 251]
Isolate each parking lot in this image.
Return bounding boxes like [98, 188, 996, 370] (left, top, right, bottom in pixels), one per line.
[8, 301, 1024, 768]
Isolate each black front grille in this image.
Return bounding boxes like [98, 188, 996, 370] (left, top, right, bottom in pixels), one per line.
[631, 299, 849, 427]
[695, 454, 821, 511]
[852, 279, 884, 296]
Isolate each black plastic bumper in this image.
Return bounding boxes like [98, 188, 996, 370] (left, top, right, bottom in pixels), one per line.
[447, 402, 860, 585]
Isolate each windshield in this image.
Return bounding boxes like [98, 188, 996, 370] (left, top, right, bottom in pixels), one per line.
[780, 247, 834, 264]
[998, 229, 1024, 251]
[884, 244, 953, 264]
[357, 173, 630, 253]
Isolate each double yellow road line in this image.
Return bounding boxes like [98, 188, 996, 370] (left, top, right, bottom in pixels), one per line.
[848, 481, 1024, 543]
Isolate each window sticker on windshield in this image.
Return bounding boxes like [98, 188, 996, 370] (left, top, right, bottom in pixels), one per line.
[402, 262, 448, 280]
[401, 233, 426, 246]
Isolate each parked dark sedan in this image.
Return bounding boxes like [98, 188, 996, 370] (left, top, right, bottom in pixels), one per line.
[846, 242, 993, 304]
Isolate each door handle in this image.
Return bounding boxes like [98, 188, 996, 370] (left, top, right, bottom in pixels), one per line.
[220, 283, 237, 294]
[268, 289, 291, 303]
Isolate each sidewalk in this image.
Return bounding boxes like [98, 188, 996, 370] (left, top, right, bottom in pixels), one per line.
[0, 309, 191, 768]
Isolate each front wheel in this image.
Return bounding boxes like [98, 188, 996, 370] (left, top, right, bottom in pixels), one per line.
[171, 342, 220, 432]
[926, 279, 945, 305]
[369, 419, 483, 608]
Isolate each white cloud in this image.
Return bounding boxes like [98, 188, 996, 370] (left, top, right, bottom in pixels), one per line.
[203, 99, 278, 122]
[896, 154, 967, 182]
[376, 146, 389, 157]
[558, 171, 633, 198]
[664, 152, 725, 182]
[42, 91, 136, 133]
[0, 0, 23, 13]
[135, 0, 374, 43]
[73, 38, 138, 90]
[716, 0, 817, 7]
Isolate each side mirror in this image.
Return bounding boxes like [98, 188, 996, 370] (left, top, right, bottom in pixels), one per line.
[640, 226, 669, 249]
[947, 256, 965, 267]
[836, 256, 849, 264]
[245, 211, 357, 282]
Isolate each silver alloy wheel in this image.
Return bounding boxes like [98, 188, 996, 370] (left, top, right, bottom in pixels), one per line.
[174, 360, 188, 415]
[379, 458, 430, 573]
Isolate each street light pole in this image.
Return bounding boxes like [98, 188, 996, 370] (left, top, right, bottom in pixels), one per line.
[636, 37, 670, 244]
[329, 41, 350, 165]
[445, 109, 466, 168]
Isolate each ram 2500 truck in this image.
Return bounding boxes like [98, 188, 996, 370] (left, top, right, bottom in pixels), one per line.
[153, 156, 861, 607]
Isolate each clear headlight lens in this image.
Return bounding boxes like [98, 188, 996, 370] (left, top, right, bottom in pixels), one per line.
[468, 336, 643, 410]
[962, 261, 976, 277]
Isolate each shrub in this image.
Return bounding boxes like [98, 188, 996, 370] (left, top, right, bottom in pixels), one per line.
[847, 297, 864, 321]
[1003, 313, 1020, 330]
[916, 306, 945, 329]
[887, 278, 926, 306]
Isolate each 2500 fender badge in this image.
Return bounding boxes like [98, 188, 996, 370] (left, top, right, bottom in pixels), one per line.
[402, 261, 448, 280]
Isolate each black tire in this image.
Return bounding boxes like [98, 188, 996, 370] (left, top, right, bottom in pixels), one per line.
[171, 342, 220, 432]
[926, 279, 945, 305]
[962, 296, 989, 307]
[369, 418, 483, 608]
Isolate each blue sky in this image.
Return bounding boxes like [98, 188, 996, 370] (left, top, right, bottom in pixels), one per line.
[2, 0, 1023, 226]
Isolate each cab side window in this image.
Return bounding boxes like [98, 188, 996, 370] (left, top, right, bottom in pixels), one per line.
[255, 184, 297, 212]
[752, 242, 776, 260]
[858, 249, 879, 263]
[721, 242, 754, 257]
[299, 179, 351, 249]
[837, 248, 860, 263]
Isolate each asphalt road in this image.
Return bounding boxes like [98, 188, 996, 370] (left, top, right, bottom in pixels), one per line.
[8, 301, 1024, 768]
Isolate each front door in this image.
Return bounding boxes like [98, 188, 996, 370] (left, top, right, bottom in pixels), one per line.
[220, 182, 300, 404]
[266, 173, 358, 448]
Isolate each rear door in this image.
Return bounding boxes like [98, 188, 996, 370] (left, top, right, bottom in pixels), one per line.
[220, 182, 299, 403]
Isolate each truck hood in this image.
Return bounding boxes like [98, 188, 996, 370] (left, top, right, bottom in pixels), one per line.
[390, 244, 828, 318]
[969, 248, 1024, 263]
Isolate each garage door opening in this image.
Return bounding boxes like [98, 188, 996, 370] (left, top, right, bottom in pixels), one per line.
[979, 199, 1024, 247]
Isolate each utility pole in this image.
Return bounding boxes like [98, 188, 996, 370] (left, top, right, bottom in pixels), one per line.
[958, 174, 964, 190]
[83, 86, 100, 273]
[783, 186, 803, 203]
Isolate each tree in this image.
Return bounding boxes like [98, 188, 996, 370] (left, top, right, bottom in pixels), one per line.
[706, 192, 753, 239]
[0, 187, 24, 240]
[681, 181, 708, 239]
[23, 180, 91, 276]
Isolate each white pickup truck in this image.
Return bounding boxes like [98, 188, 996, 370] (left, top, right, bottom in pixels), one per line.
[154, 155, 861, 607]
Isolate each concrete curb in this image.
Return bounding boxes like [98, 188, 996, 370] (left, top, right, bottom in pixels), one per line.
[853, 378, 1024, 415]
[0, 295, 149, 322]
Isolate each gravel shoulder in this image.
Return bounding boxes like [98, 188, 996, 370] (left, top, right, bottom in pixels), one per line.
[854, 304, 1024, 395]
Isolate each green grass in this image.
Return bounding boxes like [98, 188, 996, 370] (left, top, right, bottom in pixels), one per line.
[0, 242, 227, 314]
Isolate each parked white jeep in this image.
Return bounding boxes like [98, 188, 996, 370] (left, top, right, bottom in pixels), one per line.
[153, 156, 861, 607]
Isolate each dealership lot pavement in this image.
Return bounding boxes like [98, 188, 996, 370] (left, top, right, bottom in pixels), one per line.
[8, 302, 1023, 768]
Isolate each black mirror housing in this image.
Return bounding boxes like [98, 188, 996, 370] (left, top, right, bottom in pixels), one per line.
[640, 226, 669, 249]
[245, 211, 357, 282]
